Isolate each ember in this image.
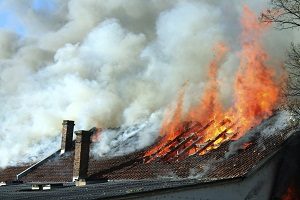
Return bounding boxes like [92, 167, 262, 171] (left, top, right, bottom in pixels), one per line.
[241, 142, 253, 150]
[145, 6, 282, 161]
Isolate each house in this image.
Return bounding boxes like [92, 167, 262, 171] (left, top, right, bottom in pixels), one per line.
[0, 110, 299, 200]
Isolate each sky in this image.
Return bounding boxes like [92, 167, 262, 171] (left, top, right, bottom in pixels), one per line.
[0, 0, 56, 35]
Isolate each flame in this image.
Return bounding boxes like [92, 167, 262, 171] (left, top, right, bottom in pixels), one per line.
[144, 6, 282, 160]
[231, 6, 280, 137]
[186, 42, 228, 125]
[91, 128, 102, 142]
[144, 85, 186, 158]
[160, 83, 186, 138]
[282, 185, 300, 200]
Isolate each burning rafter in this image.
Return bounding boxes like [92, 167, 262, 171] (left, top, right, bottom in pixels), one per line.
[143, 120, 240, 163]
[143, 121, 202, 163]
[171, 126, 232, 162]
[194, 125, 237, 156]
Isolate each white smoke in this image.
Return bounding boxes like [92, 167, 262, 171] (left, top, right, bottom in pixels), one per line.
[225, 110, 299, 158]
[0, 0, 297, 168]
[91, 112, 161, 158]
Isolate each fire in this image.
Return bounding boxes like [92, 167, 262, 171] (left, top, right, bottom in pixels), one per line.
[232, 6, 280, 137]
[282, 186, 300, 200]
[91, 128, 102, 142]
[186, 42, 228, 125]
[144, 6, 282, 162]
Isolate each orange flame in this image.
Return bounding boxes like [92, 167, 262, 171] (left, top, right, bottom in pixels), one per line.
[145, 6, 282, 159]
[144, 86, 186, 157]
[186, 43, 228, 125]
[231, 6, 280, 137]
[160, 83, 186, 138]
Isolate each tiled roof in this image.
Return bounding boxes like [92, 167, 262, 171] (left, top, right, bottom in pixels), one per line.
[15, 127, 296, 183]
[0, 111, 298, 184]
[89, 130, 290, 181]
[0, 165, 31, 183]
[20, 152, 74, 183]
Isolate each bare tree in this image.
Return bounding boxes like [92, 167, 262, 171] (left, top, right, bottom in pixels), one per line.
[261, 0, 300, 30]
[286, 43, 300, 115]
[261, 0, 300, 115]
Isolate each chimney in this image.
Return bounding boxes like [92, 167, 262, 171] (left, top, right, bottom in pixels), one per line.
[61, 120, 75, 154]
[73, 130, 92, 186]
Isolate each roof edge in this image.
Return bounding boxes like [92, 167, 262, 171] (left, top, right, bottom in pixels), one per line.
[16, 149, 61, 180]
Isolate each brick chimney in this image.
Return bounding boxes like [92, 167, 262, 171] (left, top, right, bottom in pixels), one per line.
[60, 120, 75, 154]
[73, 130, 93, 186]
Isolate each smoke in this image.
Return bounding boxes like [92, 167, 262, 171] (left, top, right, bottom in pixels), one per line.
[225, 110, 298, 158]
[0, 0, 297, 168]
[91, 112, 161, 157]
[189, 162, 212, 180]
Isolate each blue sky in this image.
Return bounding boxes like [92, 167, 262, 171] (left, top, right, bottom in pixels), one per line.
[0, 0, 57, 36]
[0, 9, 25, 35]
[32, 0, 56, 12]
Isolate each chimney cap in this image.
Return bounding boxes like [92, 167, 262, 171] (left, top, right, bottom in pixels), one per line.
[75, 130, 93, 136]
[62, 120, 75, 125]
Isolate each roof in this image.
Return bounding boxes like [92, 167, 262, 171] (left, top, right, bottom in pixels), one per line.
[0, 165, 31, 183]
[0, 110, 299, 184]
[0, 135, 299, 200]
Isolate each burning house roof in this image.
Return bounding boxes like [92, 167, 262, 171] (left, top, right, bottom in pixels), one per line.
[0, 110, 298, 182]
[0, 110, 299, 200]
